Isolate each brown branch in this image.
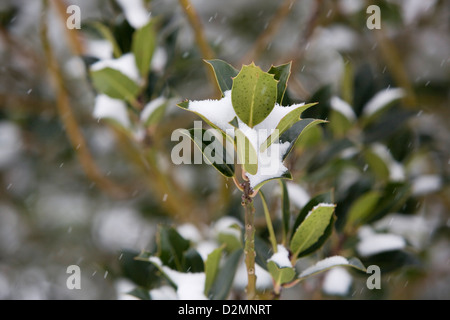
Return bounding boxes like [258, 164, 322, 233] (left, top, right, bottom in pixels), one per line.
[241, 0, 298, 65]
[40, 0, 127, 199]
[51, 0, 85, 55]
[374, 29, 417, 107]
[242, 181, 257, 300]
[177, 0, 220, 97]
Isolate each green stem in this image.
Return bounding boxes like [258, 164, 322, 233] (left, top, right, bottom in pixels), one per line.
[242, 180, 257, 300]
[259, 191, 278, 254]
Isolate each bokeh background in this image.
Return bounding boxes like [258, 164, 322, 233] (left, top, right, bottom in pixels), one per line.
[0, 0, 448, 299]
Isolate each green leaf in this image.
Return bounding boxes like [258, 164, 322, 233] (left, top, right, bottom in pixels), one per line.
[204, 246, 223, 296]
[132, 20, 157, 77]
[367, 182, 410, 224]
[298, 256, 366, 282]
[268, 62, 291, 104]
[181, 128, 235, 178]
[252, 170, 293, 191]
[120, 250, 159, 289]
[142, 100, 167, 127]
[267, 261, 296, 286]
[260, 103, 318, 152]
[205, 59, 239, 95]
[280, 180, 290, 242]
[345, 191, 382, 231]
[209, 249, 243, 300]
[182, 248, 204, 273]
[157, 226, 190, 271]
[90, 67, 140, 103]
[127, 287, 151, 300]
[177, 101, 224, 133]
[290, 204, 336, 258]
[279, 119, 327, 161]
[217, 223, 242, 252]
[235, 128, 258, 175]
[231, 63, 277, 128]
[363, 148, 390, 181]
[259, 191, 277, 253]
[90, 22, 122, 58]
[292, 191, 334, 233]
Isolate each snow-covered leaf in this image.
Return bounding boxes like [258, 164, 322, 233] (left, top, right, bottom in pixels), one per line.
[116, 0, 151, 29]
[231, 63, 277, 128]
[140, 97, 167, 126]
[93, 94, 130, 128]
[362, 88, 404, 118]
[260, 103, 318, 152]
[149, 257, 207, 300]
[292, 190, 334, 234]
[205, 59, 239, 95]
[90, 22, 122, 58]
[298, 256, 366, 282]
[357, 231, 406, 257]
[290, 203, 336, 258]
[90, 53, 140, 83]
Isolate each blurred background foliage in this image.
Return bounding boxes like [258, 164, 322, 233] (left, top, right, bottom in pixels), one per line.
[0, 0, 448, 299]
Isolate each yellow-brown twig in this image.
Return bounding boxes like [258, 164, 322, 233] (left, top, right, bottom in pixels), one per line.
[241, 0, 298, 65]
[177, 0, 221, 97]
[40, 0, 127, 199]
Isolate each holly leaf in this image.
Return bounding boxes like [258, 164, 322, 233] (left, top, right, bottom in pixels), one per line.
[231, 63, 277, 128]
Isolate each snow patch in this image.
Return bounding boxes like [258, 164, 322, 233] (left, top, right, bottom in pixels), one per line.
[116, 0, 151, 29]
[412, 175, 442, 196]
[323, 267, 352, 296]
[299, 256, 349, 278]
[149, 285, 177, 300]
[91, 53, 140, 84]
[93, 95, 130, 128]
[357, 231, 406, 257]
[267, 245, 291, 268]
[362, 88, 404, 117]
[285, 182, 310, 209]
[141, 97, 166, 124]
[371, 143, 405, 182]
[149, 257, 207, 300]
[331, 96, 356, 121]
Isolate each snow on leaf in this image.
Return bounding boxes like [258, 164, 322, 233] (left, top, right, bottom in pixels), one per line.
[267, 244, 291, 268]
[93, 94, 130, 128]
[298, 256, 365, 281]
[91, 53, 140, 84]
[116, 0, 151, 29]
[362, 88, 404, 117]
[357, 232, 406, 257]
[149, 257, 207, 300]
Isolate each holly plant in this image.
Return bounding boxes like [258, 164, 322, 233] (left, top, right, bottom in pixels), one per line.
[148, 60, 366, 299]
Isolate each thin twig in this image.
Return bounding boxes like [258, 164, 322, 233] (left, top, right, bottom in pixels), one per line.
[177, 0, 220, 97]
[374, 29, 417, 107]
[241, 0, 297, 64]
[51, 0, 85, 55]
[40, 0, 127, 198]
[242, 180, 257, 300]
